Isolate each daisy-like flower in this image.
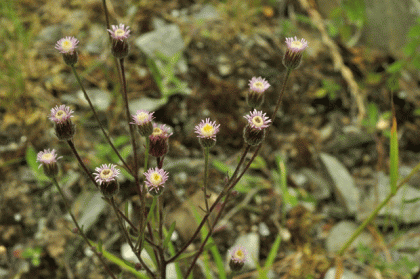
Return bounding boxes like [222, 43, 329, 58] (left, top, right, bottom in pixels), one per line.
[144, 167, 169, 196]
[149, 124, 173, 157]
[248, 77, 270, 94]
[194, 118, 220, 148]
[108, 24, 131, 41]
[243, 109, 272, 146]
[131, 110, 155, 137]
[229, 245, 247, 272]
[93, 164, 121, 197]
[37, 149, 62, 178]
[107, 24, 131, 58]
[49, 105, 75, 141]
[55, 36, 79, 66]
[247, 77, 270, 108]
[283, 36, 308, 70]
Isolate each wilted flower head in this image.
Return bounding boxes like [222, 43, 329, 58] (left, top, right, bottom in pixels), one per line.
[283, 36, 308, 70]
[94, 164, 121, 197]
[248, 77, 270, 94]
[55, 36, 79, 54]
[108, 24, 131, 41]
[195, 118, 220, 148]
[37, 149, 62, 178]
[229, 245, 247, 272]
[244, 109, 272, 130]
[131, 110, 154, 137]
[243, 110, 271, 146]
[49, 105, 76, 141]
[144, 167, 169, 196]
[108, 24, 131, 58]
[149, 124, 173, 157]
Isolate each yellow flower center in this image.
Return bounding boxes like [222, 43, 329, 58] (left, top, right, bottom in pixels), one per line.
[101, 169, 114, 179]
[61, 40, 73, 52]
[150, 173, 162, 185]
[291, 40, 302, 49]
[252, 116, 263, 128]
[152, 127, 163, 136]
[234, 249, 245, 260]
[253, 81, 264, 90]
[55, 110, 67, 120]
[41, 153, 53, 161]
[115, 29, 126, 37]
[200, 123, 214, 137]
[136, 112, 148, 123]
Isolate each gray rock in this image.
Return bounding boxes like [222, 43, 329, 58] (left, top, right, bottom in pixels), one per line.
[73, 192, 106, 232]
[301, 168, 332, 200]
[320, 153, 359, 215]
[135, 24, 184, 59]
[229, 233, 260, 270]
[193, 4, 220, 21]
[357, 171, 420, 224]
[77, 88, 112, 111]
[129, 97, 169, 114]
[324, 267, 365, 279]
[85, 24, 108, 54]
[37, 25, 62, 44]
[326, 221, 372, 253]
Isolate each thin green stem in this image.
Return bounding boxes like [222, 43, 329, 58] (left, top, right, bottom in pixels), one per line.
[70, 66, 132, 174]
[101, 0, 111, 30]
[337, 160, 420, 256]
[52, 178, 117, 279]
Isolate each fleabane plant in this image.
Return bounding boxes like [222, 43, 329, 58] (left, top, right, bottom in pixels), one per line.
[39, 6, 309, 278]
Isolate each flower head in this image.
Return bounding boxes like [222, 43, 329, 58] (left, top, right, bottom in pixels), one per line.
[229, 245, 247, 272]
[144, 167, 169, 196]
[94, 164, 121, 197]
[248, 77, 270, 94]
[55, 36, 79, 54]
[49, 105, 76, 140]
[149, 124, 173, 157]
[244, 109, 271, 130]
[285, 36, 308, 53]
[108, 24, 131, 41]
[94, 164, 121, 185]
[243, 110, 271, 146]
[195, 118, 220, 148]
[108, 24, 131, 58]
[49, 105, 74, 124]
[37, 149, 62, 178]
[283, 36, 308, 70]
[131, 110, 155, 137]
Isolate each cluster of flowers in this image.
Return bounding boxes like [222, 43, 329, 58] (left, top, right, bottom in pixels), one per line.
[40, 22, 308, 274]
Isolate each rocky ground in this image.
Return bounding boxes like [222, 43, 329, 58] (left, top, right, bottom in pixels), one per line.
[2, 0, 420, 278]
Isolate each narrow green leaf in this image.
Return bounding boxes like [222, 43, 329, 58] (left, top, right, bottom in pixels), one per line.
[390, 115, 399, 194]
[26, 145, 49, 182]
[263, 233, 281, 269]
[98, 239, 103, 253]
[163, 221, 176, 249]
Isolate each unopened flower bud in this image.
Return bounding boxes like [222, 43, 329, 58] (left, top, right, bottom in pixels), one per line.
[243, 109, 271, 146]
[93, 164, 121, 197]
[36, 149, 62, 178]
[149, 124, 172, 157]
[108, 24, 131, 59]
[49, 105, 75, 141]
[283, 36, 308, 70]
